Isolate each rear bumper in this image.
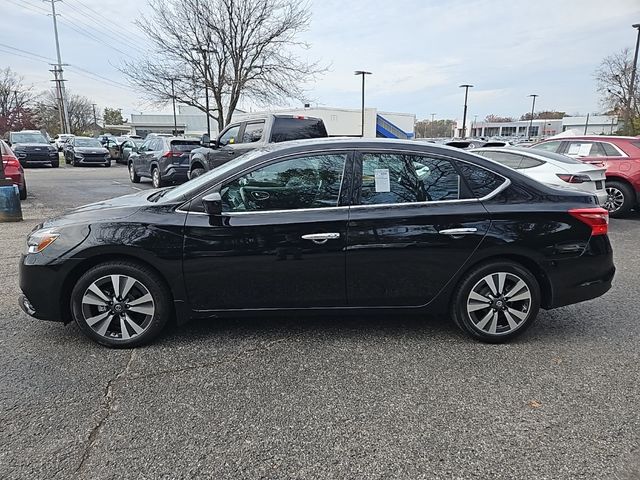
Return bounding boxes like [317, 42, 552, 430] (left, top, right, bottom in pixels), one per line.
[595, 191, 607, 205]
[162, 165, 189, 183]
[545, 235, 615, 309]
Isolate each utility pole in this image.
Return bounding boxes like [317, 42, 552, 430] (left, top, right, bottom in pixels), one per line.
[626, 24, 640, 135]
[527, 94, 538, 140]
[199, 49, 211, 138]
[584, 113, 590, 135]
[50, 66, 66, 134]
[46, 0, 71, 134]
[92, 103, 98, 135]
[170, 78, 178, 136]
[459, 84, 473, 139]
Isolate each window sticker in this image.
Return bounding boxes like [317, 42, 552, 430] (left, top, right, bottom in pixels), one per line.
[578, 143, 592, 156]
[374, 169, 391, 192]
[567, 144, 581, 155]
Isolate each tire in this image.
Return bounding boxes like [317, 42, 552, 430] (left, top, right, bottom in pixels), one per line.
[19, 181, 27, 200]
[190, 167, 205, 179]
[603, 180, 634, 218]
[151, 167, 165, 188]
[70, 261, 172, 348]
[451, 261, 541, 343]
[51, 160, 59, 168]
[129, 162, 140, 183]
[105, 160, 111, 168]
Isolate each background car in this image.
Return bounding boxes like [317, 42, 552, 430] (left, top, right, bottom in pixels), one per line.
[97, 134, 118, 147]
[53, 134, 74, 152]
[64, 137, 111, 167]
[7, 130, 59, 168]
[1, 139, 26, 199]
[472, 147, 607, 204]
[109, 138, 145, 164]
[531, 136, 640, 217]
[128, 136, 201, 188]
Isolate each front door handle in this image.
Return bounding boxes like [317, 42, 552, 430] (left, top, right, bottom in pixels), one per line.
[301, 232, 340, 244]
[438, 228, 478, 236]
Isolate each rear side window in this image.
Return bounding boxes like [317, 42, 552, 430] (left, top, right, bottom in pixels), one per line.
[600, 142, 621, 157]
[456, 162, 505, 198]
[359, 153, 461, 205]
[566, 142, 606, 157]
[531, 141, 562, 153]
[242, 121, 265, 143]
[171, 141, 200, 152]
[270, 117, 328, 143]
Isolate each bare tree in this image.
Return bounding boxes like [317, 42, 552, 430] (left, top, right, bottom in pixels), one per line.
[33, 90, 96, 136]
[595, 48, 639, 134]
[520, 110, 565, 121]
[122, 0, 324, 132]
[0, 68, 37, 135]
[484, 114, 514, 123]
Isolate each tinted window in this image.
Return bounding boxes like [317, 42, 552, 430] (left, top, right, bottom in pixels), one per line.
[221, 153, 346, 212]
[509, 147, 581, 164]
[360, 153, 460, 205]
[242, 121, 265, 143]
[456, 162, 505, 198]
[218, 125, 240, 146]
[270, 117, 328, 143]
[171, 140, 200, 152]
[531, 141, 562, 153]
[476, 151, 525, 169]
[600, 142, 621, 157]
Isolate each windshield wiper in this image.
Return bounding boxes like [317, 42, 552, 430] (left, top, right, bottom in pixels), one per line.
[148, 187, 173, 202]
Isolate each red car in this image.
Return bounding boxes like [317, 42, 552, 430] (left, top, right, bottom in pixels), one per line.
[1, 139, 27, 200]
[531, 136, 640, 217]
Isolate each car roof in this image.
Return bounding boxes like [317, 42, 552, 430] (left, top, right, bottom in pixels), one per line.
[472, 146, 583, 164]
[540, 135, 638, 142]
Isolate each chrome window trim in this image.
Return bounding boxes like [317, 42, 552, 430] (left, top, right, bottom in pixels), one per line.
[178, 146, 511, 215]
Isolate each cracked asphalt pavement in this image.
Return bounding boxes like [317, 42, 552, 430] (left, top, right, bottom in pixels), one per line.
[1, 163, 639, 479]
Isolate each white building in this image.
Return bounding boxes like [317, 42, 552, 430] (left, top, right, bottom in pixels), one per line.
[129, 105, 415, 139]
[455, 115, 620, 139]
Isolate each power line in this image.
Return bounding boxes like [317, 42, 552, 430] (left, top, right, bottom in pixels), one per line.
[0, 42, 55, 62]
[54, 17, 134, 57]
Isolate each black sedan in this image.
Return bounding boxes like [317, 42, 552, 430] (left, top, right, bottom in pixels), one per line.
[18, 139, 614, 347]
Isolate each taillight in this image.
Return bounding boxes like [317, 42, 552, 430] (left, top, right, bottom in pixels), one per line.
[2, 155, 20, 168]
[557, 174, 591, 184]
[162, 151, 182, 158]
[569, 207, 609, 236]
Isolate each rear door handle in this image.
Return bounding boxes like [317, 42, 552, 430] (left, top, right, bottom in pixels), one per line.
[438, 228, 478, 236]
[301, 232, 340, 244]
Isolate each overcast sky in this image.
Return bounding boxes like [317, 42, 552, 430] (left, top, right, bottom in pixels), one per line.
[1, 0, 639, 121]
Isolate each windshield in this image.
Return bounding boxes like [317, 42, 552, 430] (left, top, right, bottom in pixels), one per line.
[75, 138, 103, 148]
[11, 132, 48, 144]
[156, 148, 269, 203]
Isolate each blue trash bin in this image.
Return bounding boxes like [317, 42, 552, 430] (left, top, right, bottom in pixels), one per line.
[0, 184, 23, 222]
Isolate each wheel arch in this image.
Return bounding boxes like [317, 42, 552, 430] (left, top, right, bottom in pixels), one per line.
[59, 253, 186, 325]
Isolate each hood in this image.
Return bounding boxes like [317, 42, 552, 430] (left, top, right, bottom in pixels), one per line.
[40, 189, 155, 229]
[75, 146, 108, 154]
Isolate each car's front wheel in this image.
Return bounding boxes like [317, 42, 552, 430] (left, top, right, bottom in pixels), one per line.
[51, 159, 59, 168]
[70, 261, 172, 348]
[451, 261, 540, 343]
[129, 162, 140, 183]
[603, 180, 634, 218]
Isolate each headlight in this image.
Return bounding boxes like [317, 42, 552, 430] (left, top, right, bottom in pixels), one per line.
[27, 230, 59, 254]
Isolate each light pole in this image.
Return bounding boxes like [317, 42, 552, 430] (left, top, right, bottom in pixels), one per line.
[625, 23, 640, 135]
[193, 47, 213, 138]
[472, 114, 478, 137]
[527, 94, 538, 140]
[354, 71, 372, 137]
[169, 78, 178, 136]
[459, 84, 473, 139]
[430, 113, 436, 138]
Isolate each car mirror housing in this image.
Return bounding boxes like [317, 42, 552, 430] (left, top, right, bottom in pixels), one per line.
[202, 192, 223, 216]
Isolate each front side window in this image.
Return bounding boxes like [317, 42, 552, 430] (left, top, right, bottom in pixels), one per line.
[242, 121, 265, 143]
[221, 153, 347, 212]
[218, 125, 240, 146]
[359, 153, 461, 205]
[531, 141, 562, 153]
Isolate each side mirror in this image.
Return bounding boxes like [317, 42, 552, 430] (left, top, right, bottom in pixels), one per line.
[6, 142, 11, 147]
[202, 192, 222, 216]
[201, 133, 210, 146]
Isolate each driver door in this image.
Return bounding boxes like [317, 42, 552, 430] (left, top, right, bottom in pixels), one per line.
[183, 151, 353, 311]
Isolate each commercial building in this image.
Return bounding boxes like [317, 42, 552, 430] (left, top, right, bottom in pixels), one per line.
[455, 115, 620, 139]
[128, 105, 415, 139]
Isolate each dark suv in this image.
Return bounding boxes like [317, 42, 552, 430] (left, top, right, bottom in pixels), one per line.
[7, 130, 59, 168]
[188, 114, 328, 178]
[128, 137, 201, 188]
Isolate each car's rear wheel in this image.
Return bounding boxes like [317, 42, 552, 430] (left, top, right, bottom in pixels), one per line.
[190, 167, 205, 179]
[451, 261, 540, 343]
[603, 180, 634, 218]
[19, 181, 27, 200]
[105, 160, 111, 168]
[129, 162, 140, 183]
[152, 167, 165, 188]
[70, 261, 172, 348]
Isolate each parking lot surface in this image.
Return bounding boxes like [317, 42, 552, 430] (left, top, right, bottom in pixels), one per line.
[1, 164, 639, 479]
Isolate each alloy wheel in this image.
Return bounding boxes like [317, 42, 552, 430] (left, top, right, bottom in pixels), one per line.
[129, 163, 136, 181]
[466, 272, 532, 336]
[152, 169, 160, 188]
[603, 186, 624, 214]
[80, 274, 155, 341]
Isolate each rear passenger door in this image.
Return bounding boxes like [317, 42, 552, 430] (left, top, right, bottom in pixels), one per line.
[345, 150, 504, 307]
